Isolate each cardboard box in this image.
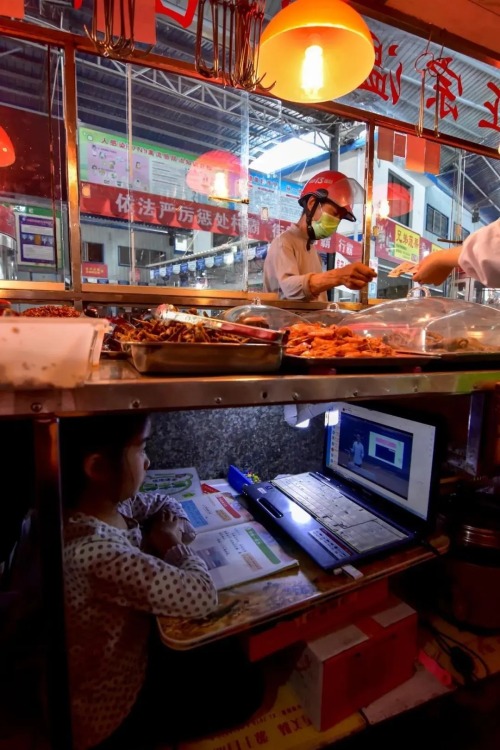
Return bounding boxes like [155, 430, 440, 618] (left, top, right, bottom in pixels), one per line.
[290, 597, 418, 731]
[246, 578, 388, 661]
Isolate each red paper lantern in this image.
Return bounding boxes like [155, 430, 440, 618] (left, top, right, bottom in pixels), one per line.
[374, 183, 412, 219]
[186, 150, 245, 198]
[0, 126, 15, 167]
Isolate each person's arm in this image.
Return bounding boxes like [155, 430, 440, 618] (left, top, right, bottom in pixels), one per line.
[412, 248, 461, 285]
[458, 219, 500, 287]
[74, 536, 218, 618]
[120, 493, 196, 544]
[308, 263, 376, 296]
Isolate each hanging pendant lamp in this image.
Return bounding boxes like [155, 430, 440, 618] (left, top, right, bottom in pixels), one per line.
[0, 126, 15, 167]
[258, 0, 375, 104]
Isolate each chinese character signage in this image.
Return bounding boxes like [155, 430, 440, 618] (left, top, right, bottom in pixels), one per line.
[340, 18, 500, 150]
[80, 181, 354, 255]
[82, 261, 108, 278]
[375, 217, 439, 264]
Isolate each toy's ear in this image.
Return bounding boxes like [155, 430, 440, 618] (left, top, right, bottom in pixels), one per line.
[83, 452, 109, 482]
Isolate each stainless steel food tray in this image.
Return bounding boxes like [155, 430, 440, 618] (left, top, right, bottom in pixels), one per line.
[123, 341, 282, 374]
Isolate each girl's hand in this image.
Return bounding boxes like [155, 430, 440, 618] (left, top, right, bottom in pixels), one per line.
[144, 509, 184, 558]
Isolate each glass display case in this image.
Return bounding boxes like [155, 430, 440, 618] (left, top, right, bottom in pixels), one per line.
[219, 302, 302, 329]
[346, 289, 500, 355]
[298, 304, 355, 326]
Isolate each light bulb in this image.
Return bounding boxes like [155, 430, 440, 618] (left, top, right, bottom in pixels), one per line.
[212, 170, 228, 197]
[300, 44, 324, 100]
[378, 199, 391, 219]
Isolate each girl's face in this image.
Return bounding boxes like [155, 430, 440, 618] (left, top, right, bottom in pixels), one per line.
[120, 418, 152, 500]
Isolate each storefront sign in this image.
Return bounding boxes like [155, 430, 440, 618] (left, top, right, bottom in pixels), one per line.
[82, 261, 108, 278]
[317, 233, 364, 261]
[420, 237, 444, 256]
[375, 218, 420, 264]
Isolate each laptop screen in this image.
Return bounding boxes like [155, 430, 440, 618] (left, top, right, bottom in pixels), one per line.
[324, 403, 437, 522]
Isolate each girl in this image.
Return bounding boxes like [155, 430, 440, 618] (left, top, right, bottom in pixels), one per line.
[60, 413, 219, 750]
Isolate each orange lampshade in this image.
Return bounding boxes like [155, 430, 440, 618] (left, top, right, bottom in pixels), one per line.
[258, 0, 375, 104]
[0, 125, 15, 167]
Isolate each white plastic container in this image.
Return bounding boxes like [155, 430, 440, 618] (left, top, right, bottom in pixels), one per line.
[0, 317, 110, 389]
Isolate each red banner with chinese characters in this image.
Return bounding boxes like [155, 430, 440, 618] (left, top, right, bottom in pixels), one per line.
[82, 261, 108, 278]
[80, 182, 355, 254]
[328, 234, 363, 261]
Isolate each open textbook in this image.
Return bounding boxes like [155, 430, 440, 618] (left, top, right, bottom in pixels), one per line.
[179, 489, 298, 589]
[190, 521, 299, 590]
[179, 490, 253, 532]
[140, 467, 202, 499]
[141, 468, 299, 589]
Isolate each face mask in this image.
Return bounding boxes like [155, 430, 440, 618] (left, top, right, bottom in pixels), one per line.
[311, 212, 340, 240]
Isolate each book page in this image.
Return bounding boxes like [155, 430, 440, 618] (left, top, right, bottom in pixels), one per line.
[191, 521, 299, 590]
[180, 492, 253, 533]
[140, 467, 202, 499]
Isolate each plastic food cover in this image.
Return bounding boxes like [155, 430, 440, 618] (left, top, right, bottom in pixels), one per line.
[345, 289, 500, 354]
[299, 303, 355, 326]
[219, 303, 302, 330]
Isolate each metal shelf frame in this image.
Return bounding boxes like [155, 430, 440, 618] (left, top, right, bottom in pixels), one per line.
[3, 362, 500, 418]
[5, 363, 500, 750]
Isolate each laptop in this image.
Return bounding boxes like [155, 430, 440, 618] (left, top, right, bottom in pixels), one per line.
[243, 402, 441, 571]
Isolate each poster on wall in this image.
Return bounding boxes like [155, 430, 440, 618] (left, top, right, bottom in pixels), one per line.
[78, 126, 302, 222]
[17, 214, 56, 266]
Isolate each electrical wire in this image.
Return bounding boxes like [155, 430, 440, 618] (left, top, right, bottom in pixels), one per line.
[422, 619, 490, 683]
[419, 537, 446, 558]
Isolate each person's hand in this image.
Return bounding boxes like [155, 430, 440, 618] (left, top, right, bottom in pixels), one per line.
[331, 262, 377, 290]
[143, 509, 184, 558]
[412, 248, 461, 285]
[308, 262, 376, 297]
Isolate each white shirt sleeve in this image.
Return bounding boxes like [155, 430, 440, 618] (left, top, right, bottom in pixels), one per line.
[458, 220, 500, 287]
[74, 536, 218, 618]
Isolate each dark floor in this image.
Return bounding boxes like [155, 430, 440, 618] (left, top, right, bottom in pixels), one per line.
[330, 671, 500, 750]
[2, 675, 500, 750]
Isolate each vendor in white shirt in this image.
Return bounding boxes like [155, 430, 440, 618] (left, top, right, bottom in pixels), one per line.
[412, 219, 500, 287]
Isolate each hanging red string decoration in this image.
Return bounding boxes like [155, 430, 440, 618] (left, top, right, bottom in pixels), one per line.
[186, 150, 246, 200]
[0, 126, 15, 167]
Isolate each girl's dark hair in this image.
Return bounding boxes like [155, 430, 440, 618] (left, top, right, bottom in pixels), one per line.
[60, 413, 151, 508]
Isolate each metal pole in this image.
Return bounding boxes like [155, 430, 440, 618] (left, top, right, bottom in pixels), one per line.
[34, 417, 73, 750]
[360, 121, 375, 307]
[327, 124, 340, 301]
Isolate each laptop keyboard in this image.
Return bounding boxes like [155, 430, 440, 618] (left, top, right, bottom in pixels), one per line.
[273, 473, 407, 553]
